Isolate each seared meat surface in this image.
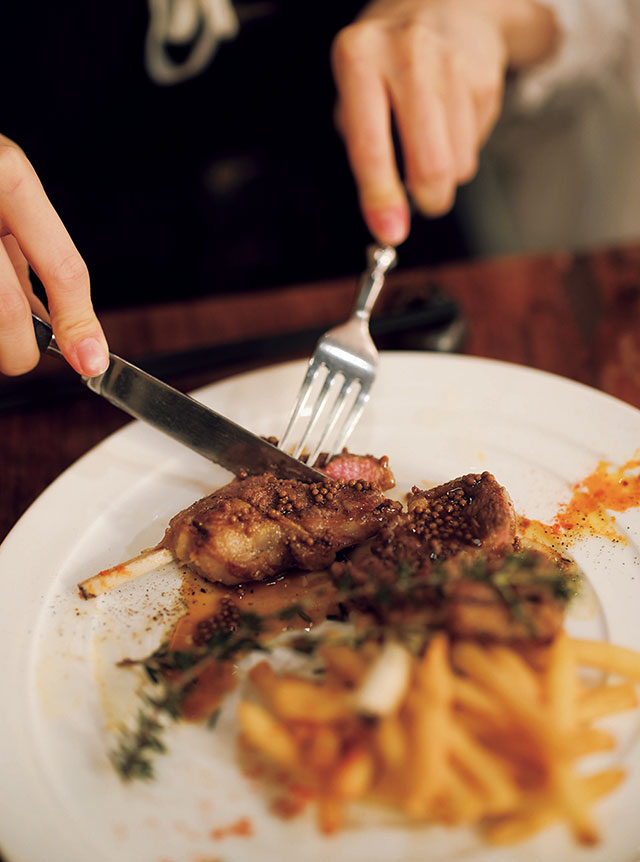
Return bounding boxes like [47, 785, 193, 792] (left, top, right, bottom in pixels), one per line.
[329, 472, 572, 644]
[406, 472, 516, 556]
[343, 472, 516, 585]
[442, 549, 576, 642]
[163, 473, 400, 585]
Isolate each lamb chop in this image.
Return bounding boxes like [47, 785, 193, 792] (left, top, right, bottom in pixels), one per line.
[342, 472, 516, 585]
[78, 469, 399, 598]
[163, 473, 399, 585]
[329, 472, 574, 643]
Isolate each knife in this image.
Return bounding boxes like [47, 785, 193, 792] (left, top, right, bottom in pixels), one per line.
[32, 314, 324, 482]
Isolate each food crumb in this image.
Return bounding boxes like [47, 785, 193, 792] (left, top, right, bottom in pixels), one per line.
[210, 817, 254, 841]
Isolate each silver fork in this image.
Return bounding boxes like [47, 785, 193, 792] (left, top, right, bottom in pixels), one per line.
[279, 244, 397, 466]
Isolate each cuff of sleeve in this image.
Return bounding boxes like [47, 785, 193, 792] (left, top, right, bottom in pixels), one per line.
[510, 0, 626, 109]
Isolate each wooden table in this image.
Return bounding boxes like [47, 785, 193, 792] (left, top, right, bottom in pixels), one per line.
[2, 241, 640, 546]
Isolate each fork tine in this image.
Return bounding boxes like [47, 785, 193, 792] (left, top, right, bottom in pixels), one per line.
[280, 244, 396, 465]
[279, 360, 323, 453]
[331, 384, 371, 456]
[305, 376, 358, 466]
[288, 365, 336, 459]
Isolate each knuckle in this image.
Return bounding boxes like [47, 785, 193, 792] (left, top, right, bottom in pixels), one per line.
[393, 21, 435, 67]
[48, 252, 90, 291]
[331, 22, 378, 71]
[51, 311, 100, 347]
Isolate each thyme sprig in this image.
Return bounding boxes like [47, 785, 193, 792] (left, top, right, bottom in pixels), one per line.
[109, 710, 167, 781]
[110, 549, 578, 780]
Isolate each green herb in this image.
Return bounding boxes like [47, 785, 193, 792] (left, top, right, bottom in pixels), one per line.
[110, 711, 167, 781]
[207, 709, 221, 729]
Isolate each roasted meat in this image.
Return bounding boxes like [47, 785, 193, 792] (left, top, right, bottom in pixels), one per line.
[79, 465, 576, 647]
[321, 451, 396, 491]
[442, 549, 576, 642]
[163, 472, 400, 585]
[328, 472, 572, 643]
[342, 472, 517, 585]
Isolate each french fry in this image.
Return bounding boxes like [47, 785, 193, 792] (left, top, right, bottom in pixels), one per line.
[374, 714, 407, 771]
[485, 769, 625, 846]
[578, 682, 639, 723]
[567, 727, 615, 758]
[452, 675, 508, 727]
[237, 700, 299, 768]
[237, 629, 640, 849]
[447, 722, 519, 816]
[490, 645, 541, 706]
[571, 638, 640, 681]
[317, 795, 344, 834]
[549, 760, 599, 845]
[266, 676, 353, 722]
[329, 747, 375, 799]
[248, 659, 279, 693]
[545, 630, 576, 732]
[319, 644, 369, 686]
[434, 763, 485, 825]
[305, 725, 341, 772]
[452, 642, 550, 752]
[404, 635, 452, 817]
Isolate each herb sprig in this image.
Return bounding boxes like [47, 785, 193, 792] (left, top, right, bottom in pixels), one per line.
[110, 549, 578, 780]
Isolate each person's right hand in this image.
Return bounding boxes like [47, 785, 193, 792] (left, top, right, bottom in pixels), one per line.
[331, 0, 558, 246]
[0, 133, 108, 377]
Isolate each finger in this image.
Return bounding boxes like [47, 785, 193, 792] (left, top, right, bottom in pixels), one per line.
[385, 36, 457, 216]
[444, 54, 479, 185]
[0, 235, 49, 322]
[0, 138, 108, 376]
[2, 235, 30, 293]
[474, 84, 504, 146]
[0, 240, 40, 376]
[331, 24, 410, 245]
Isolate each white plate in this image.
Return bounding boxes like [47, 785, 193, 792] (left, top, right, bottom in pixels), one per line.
[2, 352, 640, 862]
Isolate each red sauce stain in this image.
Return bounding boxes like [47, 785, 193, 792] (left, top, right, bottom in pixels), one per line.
[210, 816, 254, 841]
[549, 456, 640, 542]
[100, 563, 126, 578]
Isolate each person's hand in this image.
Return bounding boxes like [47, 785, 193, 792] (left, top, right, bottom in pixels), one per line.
[0, 133, 108, 376]
[331, 0, 558, 245]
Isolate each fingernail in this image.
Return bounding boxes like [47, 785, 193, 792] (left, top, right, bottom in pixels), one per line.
[76, 337, 109, 376]
[366, 205, 409, 246]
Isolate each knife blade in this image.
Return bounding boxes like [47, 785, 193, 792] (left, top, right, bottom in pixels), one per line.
[32, 314, 323, 482]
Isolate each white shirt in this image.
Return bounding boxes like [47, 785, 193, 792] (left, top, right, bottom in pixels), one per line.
[459, 0, 640, 256]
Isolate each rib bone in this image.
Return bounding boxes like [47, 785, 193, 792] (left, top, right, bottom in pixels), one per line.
[78, 547, 174, 599]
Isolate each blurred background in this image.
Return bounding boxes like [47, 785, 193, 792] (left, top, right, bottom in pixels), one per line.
[2, 0, 469, 312]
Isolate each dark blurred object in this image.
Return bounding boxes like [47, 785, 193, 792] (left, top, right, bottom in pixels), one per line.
[2, 1, 469, 310]
[0, 279, 462, 413]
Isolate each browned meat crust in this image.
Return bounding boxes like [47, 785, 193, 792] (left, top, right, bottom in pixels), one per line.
[405, 472, 516, 557]
[162, 473, 401, 585]
[329, 473, 573, 644]
[343, 472, 516, 584]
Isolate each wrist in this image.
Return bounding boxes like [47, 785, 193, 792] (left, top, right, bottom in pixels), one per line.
[485, 0, 559, 68]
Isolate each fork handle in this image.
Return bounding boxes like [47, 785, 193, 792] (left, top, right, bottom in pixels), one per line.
[354, 244, 397, 321]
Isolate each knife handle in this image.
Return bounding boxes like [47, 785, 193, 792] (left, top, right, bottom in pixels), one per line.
[32, 314, 64, 358]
